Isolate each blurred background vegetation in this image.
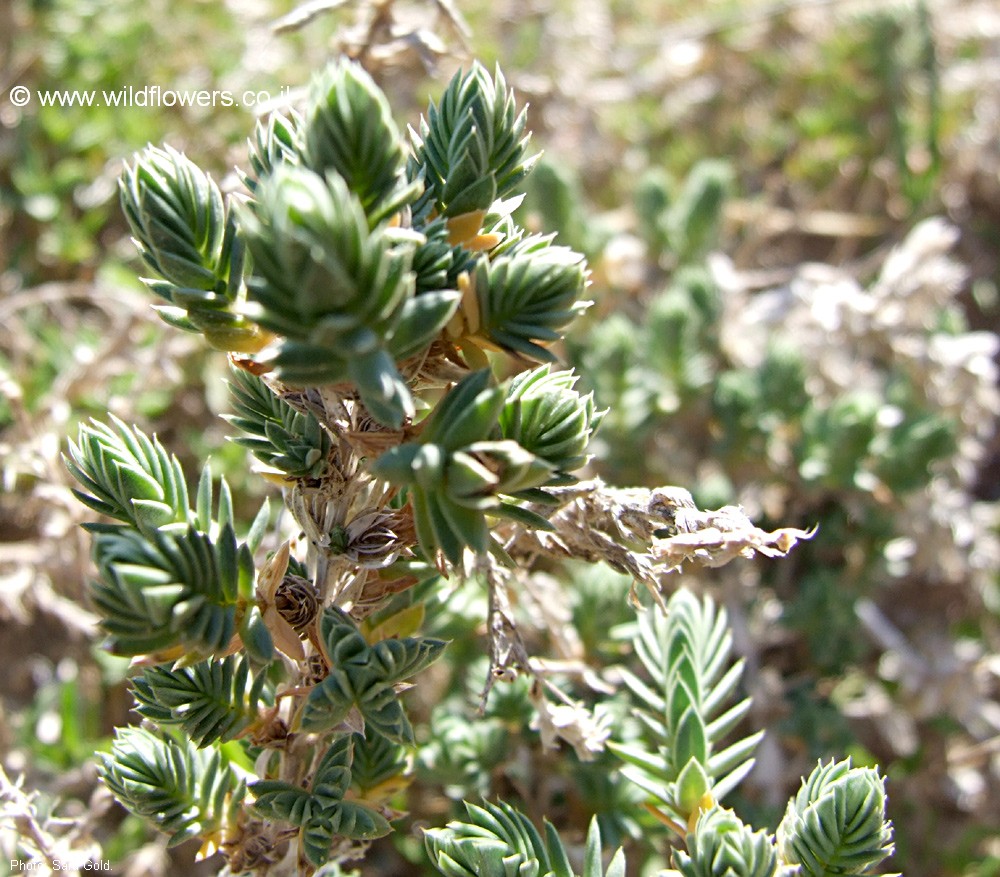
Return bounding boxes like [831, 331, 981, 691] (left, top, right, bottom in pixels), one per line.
[1, 0, 998, 874]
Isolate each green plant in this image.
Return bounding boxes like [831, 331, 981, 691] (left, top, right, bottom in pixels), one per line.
[424, 800, 625, 877]
[422, 596, 895, 877]
[609, 590, 763, 830]
[64, 56, 888, 876]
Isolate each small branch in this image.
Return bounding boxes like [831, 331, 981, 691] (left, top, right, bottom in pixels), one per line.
[507, 478, 812, 603]
[480, 560, 533, 711]
[0, 765, 58, 866]
[272, 0, 351, 34]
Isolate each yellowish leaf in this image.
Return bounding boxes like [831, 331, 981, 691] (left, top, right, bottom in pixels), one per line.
[363, 603, 426, 643]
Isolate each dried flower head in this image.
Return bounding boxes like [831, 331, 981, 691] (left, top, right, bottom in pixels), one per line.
[274, 574, 320, 633]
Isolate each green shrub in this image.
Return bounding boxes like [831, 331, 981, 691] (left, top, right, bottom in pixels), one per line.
[64, 57, 894, 876]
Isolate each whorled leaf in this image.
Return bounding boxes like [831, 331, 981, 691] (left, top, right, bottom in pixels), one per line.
[410, 216, 473, 295]
[667, 806, 778, 877]
[241, 107, 303, 191]
[91, 523, 252, 658]
[120, 145, 267, 352]
[251, 736, 391, 866]
[349, 728, 409, 798]
[609, 589, 762, 824]
[372, 371, 554, 564]
[120, 144, 225, 293]
[65, 416, 190, 532]
[98, 727, 245, 848]
[424, 799, 551, 877]
[776, 759, 894, 877]
[131, 654, 270, 748]
[301, 607, 446, 742]
[461, 235, 590, 361]
[224, 366, 331, 480]
[239, 165, 458, 426]
[301, 59, 420, 225]
[499, 365, 604, 484]
[410, 63, 538, 220]
[424, 799, 625, 877]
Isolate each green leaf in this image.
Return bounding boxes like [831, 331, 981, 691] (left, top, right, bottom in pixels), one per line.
[239, 165, 421, 425]
[312, 736, 354, 808]
[120, 144, 225, 292]
[582, 817, 625, 877]
[420, 370, 497, 448]
[671, 806, 777, 877]
[370, 443, 422, 484]
[301, 675, 356, 734]
[369, 634, 448, 686]
[350, 729, 408, 795]
[252, 736, 393, 865]
[131, 655, 269, 747]
[389, 289, 462, 360]
[473, 236, 589, 361]
[410, 217, 468, 293]
[500, 365, 603, 480]
[674, 706, 709, 768]
[119, 147, 266, 351]
[246, 499, 271, 554]
[467, 440, 554, 496]
[425, 800, 626, 877]
[410, 64, 539, 219]
[66, 416, 190, 533]
[196, 463, 213, 533]
[99, 727, 244, 848]
[330, 800, 392, 840]
[243, 108, 303, 190]
[776, 759, 894, 877]
[252, 780, 315, 825]
[347, 347, 414, 429]
[666, 159, 732, 262]
[676, 758, 712, 814]
[242, 166, 411, 332]
[612, 589, 761, 820]
[301, 608, 445, 741]
[545, 820, 573, 877]
[303, 818, 336, 866]
[372, 371, 558, 563]
[90, 525, 244, 657]
[487, 501, 556, 532]
[302, 59, 419, 224]
[239, 604, 275, 664]
[425, 800, 549, 877]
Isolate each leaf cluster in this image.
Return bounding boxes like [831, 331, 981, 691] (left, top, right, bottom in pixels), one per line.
[225, 366, 331, 480]
[776, 759, 895, 876]
[463, 234, 590, 361]
[98, 727, 245, 848]
[409, 63, 538, 219]
[121, 58, 592, 435]
[119, 145, 266, 353]
[67, 418, 266, 659]
[75, 51, 909, 877]
[610, 589, 761, 824]
[372, 369, 558, 564]
[424, 799, 624, 877]
[251, 736, 392, 866]
[300, 606, 446, 743]
[66, 416, 190, 532]
[131, 654, 270, 747]
[91, 520, 252, 657]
